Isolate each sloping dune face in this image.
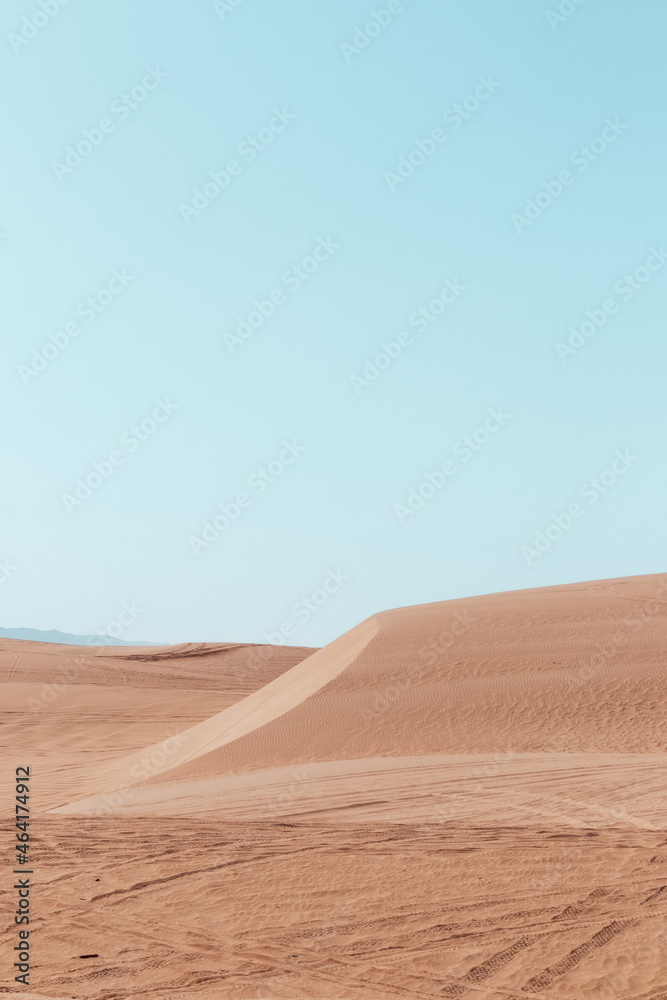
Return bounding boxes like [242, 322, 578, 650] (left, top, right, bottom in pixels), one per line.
[42, 618, 377, 812]
[1, 639, 316, 814]
[5, 575, 667, 998]
[140, 571, 667, 784]
[49, 573, 667, 829]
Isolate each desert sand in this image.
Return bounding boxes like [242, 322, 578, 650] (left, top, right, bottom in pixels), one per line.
[2, 573, 667, 997]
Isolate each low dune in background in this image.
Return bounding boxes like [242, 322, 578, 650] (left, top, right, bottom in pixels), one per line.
[2, 574, 667, 997]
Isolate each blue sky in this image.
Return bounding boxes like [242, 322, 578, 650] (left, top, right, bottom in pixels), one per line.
[1, 0, 665, 646]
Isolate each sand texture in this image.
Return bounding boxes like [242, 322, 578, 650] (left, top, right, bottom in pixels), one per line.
[2, 573, 667, 997]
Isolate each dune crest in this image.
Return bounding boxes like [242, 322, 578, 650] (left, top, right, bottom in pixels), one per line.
[4, 574, 667, 997]
[48, 573, 667, 829]
[46, 616, 378, 812]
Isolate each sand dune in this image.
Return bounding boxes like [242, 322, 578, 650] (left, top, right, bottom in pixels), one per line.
[0, 639, 315, 815]
[140, 575, 667, 778]
[0, 636, 317, 691]
[3, 573, 667, 997]
[42, 617, 376, 812]
[48, 572, 667, 819]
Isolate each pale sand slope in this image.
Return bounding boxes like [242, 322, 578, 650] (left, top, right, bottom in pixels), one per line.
[0, 639, 315, 813]
[39, 618, 377, 812]
[4, 574, 667, 998]
[51, 573, 667, 828]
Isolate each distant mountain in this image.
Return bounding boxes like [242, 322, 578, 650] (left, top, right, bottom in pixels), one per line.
[0, 627, 156, 646]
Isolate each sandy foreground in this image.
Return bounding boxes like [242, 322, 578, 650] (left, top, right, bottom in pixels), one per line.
[2, 574, 667, 998]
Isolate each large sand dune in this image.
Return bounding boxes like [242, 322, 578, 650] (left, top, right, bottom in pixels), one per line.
[2, 573, 667, 997]
[1, 639, 316, 814]
[49, 573, 667, 825]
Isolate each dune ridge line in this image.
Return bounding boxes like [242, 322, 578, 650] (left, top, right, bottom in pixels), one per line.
[47, 616, 379, 813]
